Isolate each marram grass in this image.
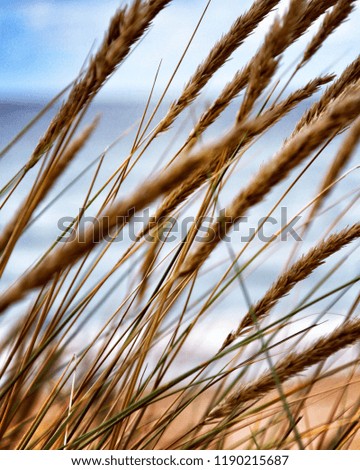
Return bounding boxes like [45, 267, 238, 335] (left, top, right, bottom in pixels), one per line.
[0, 0, 359, 450]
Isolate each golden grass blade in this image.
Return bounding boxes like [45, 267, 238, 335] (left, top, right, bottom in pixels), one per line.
[180, 92, 360, 276]
[299, 0, 356, 69]
[226, 223, 360, 345]
[208, 317, 360, 421]
[24, 0, 172, 171]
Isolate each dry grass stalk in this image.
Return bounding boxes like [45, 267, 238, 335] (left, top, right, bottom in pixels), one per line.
[25, 0, 171, 170]
[189, 67, 250, 142]
[0, 126, 248, 314]
[190, 0, 337, 140]
[3, 91, 314, 313]
[152, 74, 333, 231]
[296, 0, 339, 34]
[293, 55, 360, 135]
[299, 0, 356, 69]
[0, 121, 98, 257]
[155, 0, 281, 135]
[237, 0, 343, 122]
[237, 0, 306, 121]
[223, 223, 360, 348]
[305, 117, 360, 224]
[208, 317, 360, 421]
[261, 74, 334, 122]
[138, 222, 171, 298]
[179, 92, 360, 276]
[138, 74, 334, 291]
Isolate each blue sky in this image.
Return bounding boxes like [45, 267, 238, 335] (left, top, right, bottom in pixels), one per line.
[0, 0, 359, 101]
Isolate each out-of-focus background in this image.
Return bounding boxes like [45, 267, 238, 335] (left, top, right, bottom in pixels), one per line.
[1, 0, 359, 100]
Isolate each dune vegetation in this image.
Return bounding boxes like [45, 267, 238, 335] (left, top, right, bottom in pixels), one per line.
[0, 0, 359, 449]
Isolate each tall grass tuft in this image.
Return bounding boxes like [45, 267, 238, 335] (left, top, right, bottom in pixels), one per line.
[0, 0, 359, 450]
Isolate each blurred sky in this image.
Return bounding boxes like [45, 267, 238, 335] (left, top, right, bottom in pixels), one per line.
[0, 0, 359, 101]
